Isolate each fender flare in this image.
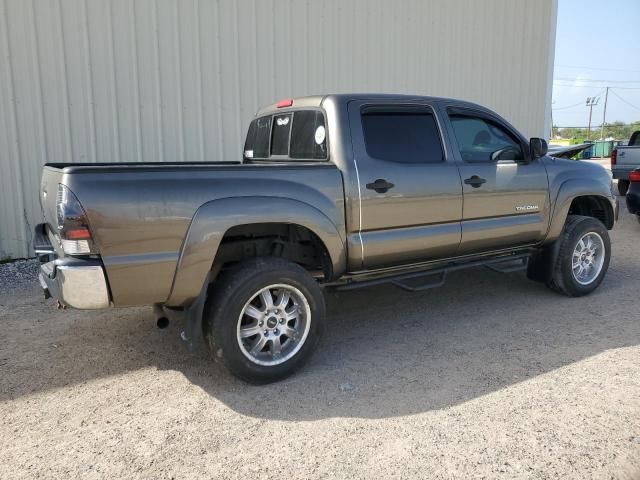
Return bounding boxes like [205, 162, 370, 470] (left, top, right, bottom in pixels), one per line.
[165, 196, 347, 306]
[545, 178, 615, 243]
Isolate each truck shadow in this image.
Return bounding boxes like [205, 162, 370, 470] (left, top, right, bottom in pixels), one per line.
[181, 263, 638, 420]
[1, 260, 638, 420]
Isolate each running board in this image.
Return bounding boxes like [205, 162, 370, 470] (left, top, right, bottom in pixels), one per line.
[334, 253, 531, 292]
[485, 255, 529, 273]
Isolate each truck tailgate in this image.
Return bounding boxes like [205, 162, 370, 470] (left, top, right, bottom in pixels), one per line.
[617, 146, 640, 165]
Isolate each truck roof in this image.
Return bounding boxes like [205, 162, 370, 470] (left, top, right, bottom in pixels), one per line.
[255, 93, 489, 117]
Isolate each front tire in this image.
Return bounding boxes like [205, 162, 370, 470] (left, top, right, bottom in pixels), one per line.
[546, 215, 611, 297]
[203, 257, 325, 383]
[618, 180, 630, 196]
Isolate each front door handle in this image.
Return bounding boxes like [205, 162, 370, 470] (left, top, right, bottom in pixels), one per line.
[464, 175, 486, 188]
[366, 178, 395, 193]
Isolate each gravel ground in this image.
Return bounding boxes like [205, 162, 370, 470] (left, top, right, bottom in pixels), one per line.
[0, 258, 40, 294]
[1, 199, 639, 480]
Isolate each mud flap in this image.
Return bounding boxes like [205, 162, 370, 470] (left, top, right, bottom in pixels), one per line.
[527, 241, 561, 283]
[180, 273, 210, 352]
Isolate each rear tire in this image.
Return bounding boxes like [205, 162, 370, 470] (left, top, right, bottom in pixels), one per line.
[618, 180, 630, 196]
[546, 215, 610, 297]
[203, 257, 325, 384]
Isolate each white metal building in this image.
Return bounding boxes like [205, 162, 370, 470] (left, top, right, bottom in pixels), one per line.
[0, 0, 557, 259]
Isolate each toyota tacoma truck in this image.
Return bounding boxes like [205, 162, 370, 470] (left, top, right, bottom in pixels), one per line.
[35, 94, 617, 383]
[612, 130, 640, 195]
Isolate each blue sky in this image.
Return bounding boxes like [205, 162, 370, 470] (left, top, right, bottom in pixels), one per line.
[552, 0, 640, 127]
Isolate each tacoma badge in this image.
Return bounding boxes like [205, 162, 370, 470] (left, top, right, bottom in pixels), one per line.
[515, 204, 539, 212]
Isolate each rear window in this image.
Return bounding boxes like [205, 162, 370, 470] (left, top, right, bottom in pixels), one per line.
[271, 114, 292, 156]
[244, 110, 327, 160]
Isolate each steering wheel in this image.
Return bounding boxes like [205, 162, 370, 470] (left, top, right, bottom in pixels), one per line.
[490, 146, 521, 161]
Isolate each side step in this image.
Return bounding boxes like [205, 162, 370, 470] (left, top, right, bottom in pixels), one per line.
[334, 253, 530, 292]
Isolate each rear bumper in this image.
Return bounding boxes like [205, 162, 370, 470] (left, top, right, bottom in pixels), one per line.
[612, 166, 635, 180]
[35, 224, 111, 309]
[39, 259, 111, 309]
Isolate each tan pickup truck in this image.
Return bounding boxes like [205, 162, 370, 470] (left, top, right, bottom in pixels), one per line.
[35, 94, 617, 382]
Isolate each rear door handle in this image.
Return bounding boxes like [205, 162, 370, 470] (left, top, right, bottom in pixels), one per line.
[464, 175, 486, 188]
[366, 178, 395, 193]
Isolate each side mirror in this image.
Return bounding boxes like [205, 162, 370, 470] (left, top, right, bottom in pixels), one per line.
[530, 137, 548, 159]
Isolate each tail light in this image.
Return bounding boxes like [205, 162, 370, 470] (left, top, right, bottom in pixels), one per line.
[629, 170, 640, 182]
[611, 148, 617, 167]
[56, 184, 97, 255]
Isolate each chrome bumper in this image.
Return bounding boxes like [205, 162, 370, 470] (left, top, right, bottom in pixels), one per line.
[39, 260, 111, 309]
[35, 223, 111, 309]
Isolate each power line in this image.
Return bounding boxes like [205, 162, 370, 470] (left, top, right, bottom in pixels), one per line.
[610, 89, 640, 112]
[553, 82, 640, 90]
[554, 77, 640, 84]
[552, 102, 587, 110]
[555, 64, 640, 74]
[553, 91, 605, 110]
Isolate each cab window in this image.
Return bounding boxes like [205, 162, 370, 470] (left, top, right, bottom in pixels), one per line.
[448, 114, 524, 163]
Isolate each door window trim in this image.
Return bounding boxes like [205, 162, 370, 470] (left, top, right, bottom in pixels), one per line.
[445, 106, 531, 164]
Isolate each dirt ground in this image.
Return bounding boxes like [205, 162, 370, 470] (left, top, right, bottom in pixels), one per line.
[1, 197, 639, 480]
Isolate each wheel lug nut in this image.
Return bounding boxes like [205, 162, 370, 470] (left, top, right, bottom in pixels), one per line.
[259, 321, 264, 327]
[279, 318, 285, 324]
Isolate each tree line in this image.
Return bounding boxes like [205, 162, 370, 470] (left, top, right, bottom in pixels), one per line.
[553, 121, 640, 142]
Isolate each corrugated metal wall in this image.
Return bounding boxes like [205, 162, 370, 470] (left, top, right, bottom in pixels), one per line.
[0, 0, 557, 259]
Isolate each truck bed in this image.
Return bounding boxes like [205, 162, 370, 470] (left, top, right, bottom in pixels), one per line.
[41, 161, 345, 306]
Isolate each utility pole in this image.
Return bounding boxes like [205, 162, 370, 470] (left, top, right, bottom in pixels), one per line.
[586, 96, 600, 141]
[550, 101, 555, 139]
[600, 87, 609, 140]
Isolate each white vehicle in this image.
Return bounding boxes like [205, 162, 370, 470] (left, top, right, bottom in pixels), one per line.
[612, 131, 640, 195]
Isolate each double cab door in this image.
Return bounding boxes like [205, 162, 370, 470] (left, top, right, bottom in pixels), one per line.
[347, 100, 549, 271]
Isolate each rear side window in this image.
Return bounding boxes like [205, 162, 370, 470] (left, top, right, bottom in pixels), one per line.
[290, 111, 327, 159]
[361, 109, 444, 163]
[243, 110, 327, 160]
[244, 116, 271, 158]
